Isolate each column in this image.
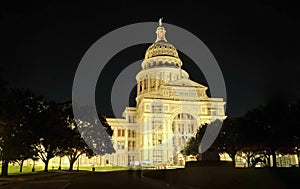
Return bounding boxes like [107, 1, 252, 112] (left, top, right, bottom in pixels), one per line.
[137, 81, 140, 95]
[141, 80, 144, 92]
[148, 76, 151, 92]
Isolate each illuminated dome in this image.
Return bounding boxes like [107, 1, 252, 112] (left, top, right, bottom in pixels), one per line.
[145, 41, 179, 59]
[141, 19, 182, 69]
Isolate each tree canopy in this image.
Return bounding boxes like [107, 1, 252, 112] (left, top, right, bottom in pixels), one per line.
[183, 99, 300, 167]
[0, 89, 115, 175]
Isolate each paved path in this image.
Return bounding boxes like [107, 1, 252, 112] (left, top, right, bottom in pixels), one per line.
[0, 171, 170, 189]
[0, 172, 81, 189]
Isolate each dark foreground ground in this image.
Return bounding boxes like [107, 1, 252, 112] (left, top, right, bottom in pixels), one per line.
[1, 167, 299, 189]
[0, 170, 165, 189]
[144, 167, 300, 189]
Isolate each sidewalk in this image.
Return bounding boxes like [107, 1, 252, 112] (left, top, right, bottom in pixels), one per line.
[142, 175, 199, 189]
[0, 171, 82, 187]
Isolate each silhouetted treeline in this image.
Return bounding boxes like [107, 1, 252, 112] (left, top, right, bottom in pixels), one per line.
[183, 99, 300, 167]
[0, 87, 114, 176]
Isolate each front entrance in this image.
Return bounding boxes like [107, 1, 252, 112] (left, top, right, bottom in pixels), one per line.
[172, 113, 197, 165]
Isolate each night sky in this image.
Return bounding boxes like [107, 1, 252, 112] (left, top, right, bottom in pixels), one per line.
[1, 2, 299, 118]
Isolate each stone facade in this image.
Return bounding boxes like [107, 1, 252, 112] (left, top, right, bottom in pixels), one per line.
[105, 21, 226, 167]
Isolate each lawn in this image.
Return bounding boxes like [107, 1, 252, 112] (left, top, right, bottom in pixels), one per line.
[0, 165, 45, 175]
[77, 166, 129, 172]
[0, 165, 129, 176]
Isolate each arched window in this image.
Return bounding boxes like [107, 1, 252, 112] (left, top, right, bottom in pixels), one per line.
[172, 113, 197, 148]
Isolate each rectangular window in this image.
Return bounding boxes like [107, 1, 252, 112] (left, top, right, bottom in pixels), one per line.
[132, 141, 135, 148]
[145, 104, 150, 111]
[122, 130, 125, 137]
[218, 107, 223, 114]
[163, 90, 169, 96]
[164, 105, 169, 112]
[117, 141, 125, 149]
[118, 129, 121, 137]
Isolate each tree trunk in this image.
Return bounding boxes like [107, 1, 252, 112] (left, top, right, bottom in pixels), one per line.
[230, 153, 236, 167]
[19, 159, 24, 172]
[267, 155, 271, 167]
[232, 158, 236, 167]
[58, 157, 62, 170]
[69, 158, 75, 171]
[271, 150, 277, 168]
[32, 160, 36, 172]
[1, 159, 9, 176]
[298, 152, 300, 168]
[44, 159, 49, 172]
[247, 157, 251, 168]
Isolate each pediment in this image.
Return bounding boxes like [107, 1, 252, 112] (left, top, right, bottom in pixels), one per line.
[165, 78, 207, 88]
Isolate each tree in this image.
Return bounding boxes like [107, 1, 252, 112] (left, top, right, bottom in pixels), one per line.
[72, 105, 115, 156]
[182, 136, 200, 158]
[182, 120, 223, 161]
[244, 100, 292, 168]
[60, 101, 114, 171]
[0, 89, 42, 176]
[278, 100, 300, 166]
[30, 101, 69, 172]
[63, 128, 95, 171]
[216, 117, 245, 167]
[14, 146, 37, 172]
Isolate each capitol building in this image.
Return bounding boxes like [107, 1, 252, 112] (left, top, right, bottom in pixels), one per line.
[21, 21, 299, 170]
[22, 20, 226, 169]
[103, 20, 226, 167]
[22, 20, 227, 170]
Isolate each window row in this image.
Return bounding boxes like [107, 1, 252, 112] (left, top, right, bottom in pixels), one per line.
[172, 123, 195, 133]
[174, 113, 195, 120]
[127, 116, 136, 123]
[145, 104, 169, 112]
[117, 141, 136, 149]
[116, 129, 136, 138]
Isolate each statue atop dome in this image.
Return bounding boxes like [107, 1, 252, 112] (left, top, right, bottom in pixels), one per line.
[142, 19, 183, 69]
[156, 18, 167, 42]
[159, 17, 163, 26]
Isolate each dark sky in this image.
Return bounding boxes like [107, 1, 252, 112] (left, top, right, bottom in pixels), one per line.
[1, 1, 299, 118]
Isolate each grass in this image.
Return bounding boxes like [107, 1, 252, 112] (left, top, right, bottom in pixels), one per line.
[0, 165, 129, 176]
[0, 166, 45, 175]
[78, 166, 129, 172]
